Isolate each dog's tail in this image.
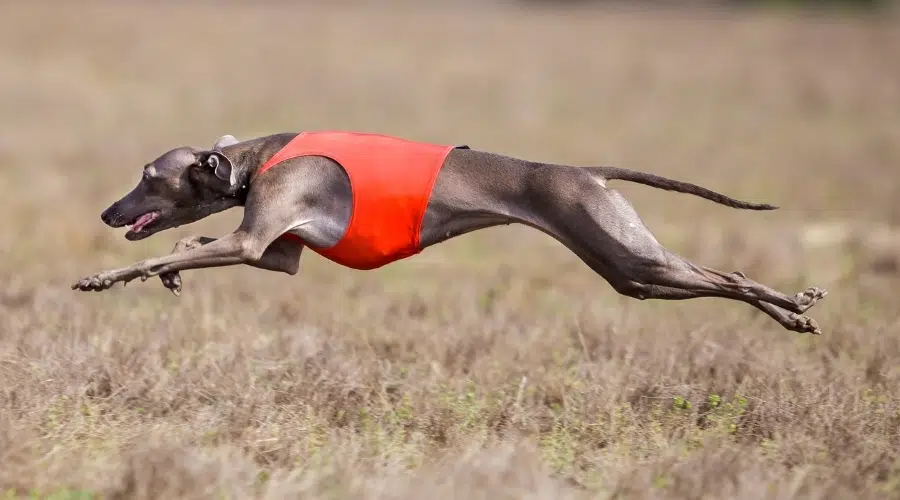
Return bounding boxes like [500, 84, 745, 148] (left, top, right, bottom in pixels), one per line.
[589, 166, 778, 211]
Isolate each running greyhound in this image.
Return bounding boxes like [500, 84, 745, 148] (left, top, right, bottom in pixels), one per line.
[72, 131, 827, 334]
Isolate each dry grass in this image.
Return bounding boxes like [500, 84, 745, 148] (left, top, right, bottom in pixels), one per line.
[1, 1, 899, 498]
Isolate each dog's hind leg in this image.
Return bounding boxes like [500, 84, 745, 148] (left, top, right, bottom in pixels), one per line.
[564, 243, 822, 334]
[530, 167, 826, 325]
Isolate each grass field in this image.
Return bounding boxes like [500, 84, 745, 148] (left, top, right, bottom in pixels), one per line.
[1, 1, 899, 498]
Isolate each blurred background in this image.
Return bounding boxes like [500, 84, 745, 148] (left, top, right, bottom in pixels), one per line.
[1, 0, 898, 498]
[2, 0, 898, 283]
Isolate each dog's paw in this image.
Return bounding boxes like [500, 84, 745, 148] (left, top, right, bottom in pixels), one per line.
[794, 287, 828, 313]
[173, 237, 204, 253]
[159, 272, 182, 296]
[788, 313, 822, 335]
[72, 272, 117, 292]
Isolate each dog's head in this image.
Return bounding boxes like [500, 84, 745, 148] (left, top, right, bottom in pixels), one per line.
[100, 135, 243, 241]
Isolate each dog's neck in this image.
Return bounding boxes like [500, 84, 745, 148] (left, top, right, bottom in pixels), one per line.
[217, 133, 299, 206]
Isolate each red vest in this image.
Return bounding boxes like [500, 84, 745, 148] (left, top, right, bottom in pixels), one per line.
[255, 131, 456, 270]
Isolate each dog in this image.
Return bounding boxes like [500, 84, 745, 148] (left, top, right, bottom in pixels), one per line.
[73, 131, 827, 334]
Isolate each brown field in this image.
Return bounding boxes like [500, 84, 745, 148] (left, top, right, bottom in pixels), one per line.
[1, 1, 899, 498]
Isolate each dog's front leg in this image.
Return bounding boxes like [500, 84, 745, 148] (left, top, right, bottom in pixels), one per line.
[159, 236, 303, 295]
[71, 231, 267, 292]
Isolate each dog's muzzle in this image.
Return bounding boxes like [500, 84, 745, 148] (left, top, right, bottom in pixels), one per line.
[101, 205, 123, 227]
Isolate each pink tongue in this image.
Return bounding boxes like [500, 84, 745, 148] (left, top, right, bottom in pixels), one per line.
[132, 213, 155, 232]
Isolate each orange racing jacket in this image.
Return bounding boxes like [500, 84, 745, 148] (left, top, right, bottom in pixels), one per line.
[255, 131, 460, 270]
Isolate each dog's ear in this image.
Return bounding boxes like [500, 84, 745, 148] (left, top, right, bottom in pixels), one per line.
[213, 135, 239, 149]
[197, 151, 237, 188]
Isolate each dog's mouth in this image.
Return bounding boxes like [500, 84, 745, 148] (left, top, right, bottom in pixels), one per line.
[125, 211, 161, 240]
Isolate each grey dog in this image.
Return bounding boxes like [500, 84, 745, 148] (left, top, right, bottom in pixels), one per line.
[73, 132, 827, 334]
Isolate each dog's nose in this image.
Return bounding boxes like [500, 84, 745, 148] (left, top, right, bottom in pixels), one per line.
[100, 206, 113, 225]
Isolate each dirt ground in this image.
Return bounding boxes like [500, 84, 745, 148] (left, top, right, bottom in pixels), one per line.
[1, 1, 898, 498]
